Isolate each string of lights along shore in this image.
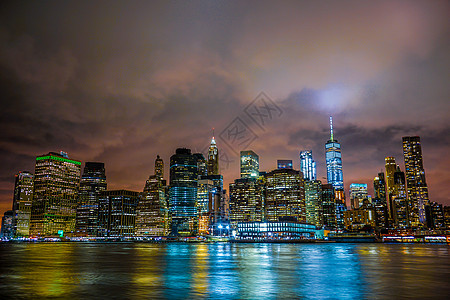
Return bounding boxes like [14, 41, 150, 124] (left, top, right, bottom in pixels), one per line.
[1, 117, 448, 240]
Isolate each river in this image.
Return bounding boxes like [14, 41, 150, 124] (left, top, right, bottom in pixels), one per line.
[0, 243, 449, 299]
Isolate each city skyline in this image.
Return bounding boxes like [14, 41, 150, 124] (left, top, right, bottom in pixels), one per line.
[1, 1, 449, 217]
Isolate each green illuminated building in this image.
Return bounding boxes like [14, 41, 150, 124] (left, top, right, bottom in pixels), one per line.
[30, 152, 81, 237]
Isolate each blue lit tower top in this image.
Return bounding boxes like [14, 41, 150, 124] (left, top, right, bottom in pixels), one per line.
[299, 150, 317, 181]
[325, 116, 344, 191]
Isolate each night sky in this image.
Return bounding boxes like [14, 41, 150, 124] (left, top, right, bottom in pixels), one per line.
[1, 0, 449, 216]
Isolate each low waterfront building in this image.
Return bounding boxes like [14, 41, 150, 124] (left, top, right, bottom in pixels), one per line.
[236, 221, 319, 239]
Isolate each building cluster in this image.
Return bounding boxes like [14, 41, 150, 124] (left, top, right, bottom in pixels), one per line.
[1, 118, 449, 239]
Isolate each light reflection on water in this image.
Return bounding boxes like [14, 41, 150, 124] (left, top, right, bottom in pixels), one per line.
[0, 243, 449, 299]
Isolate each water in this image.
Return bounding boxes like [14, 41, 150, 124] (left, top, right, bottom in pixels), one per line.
[0, 243, 449, 299]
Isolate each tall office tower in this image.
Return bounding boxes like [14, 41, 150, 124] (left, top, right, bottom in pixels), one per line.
[391, 166, 409, 228]
[30, 152, 81, 237]
[402, 136, 430, 226]
[12, 171, 34, 237]
[1, 210, 14, 238]
[75, 162, 107, 237]
[155, 155, 164, 180]
[240, 150, 259, 179]
[169, 148, 198, 236]
[193, 153, 208, 177]
[300, 150, 317, 181]
[425, 202, 445, 229]
[229, 178, 264, 229]
[321, 184, 337, 229]
[265, 169, 305, 223]
[385, 156, 397, 223]
[98, 190, 139, 237]
[373, 173, 388, 229]
[277, 160, 293, 169]
[325, 117, 344, 204]
[201, 174, 224, 232]
[207, 136, 219, 175]
[349, 183, 368, 210]
[304, 180, 323, 227]
[197, 178, 215, 235]
[136, 156, 168, 236]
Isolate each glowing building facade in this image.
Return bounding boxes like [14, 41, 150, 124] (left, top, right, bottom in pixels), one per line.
[135, 156, 168, 236]
[229, 177, 264, 229]
[75, 162, 107, 236]
[169, 148, 198, 236]
[300, 150, 317, 181]
[305, 180, 323, 227]
[264, 169, 305, 223]
[207, 136, 219, 175]
[277, 160, 293, 169]
[402, 136, 430, 227]
[30, 152, 81, 237]
[373, 173, 388, 229]
[98, 190, 139, 237]
[349, 183, 368, 210]
[325, 117, 344, 192]
[12, 171, 34, 237]
[240, 150, 259, 179]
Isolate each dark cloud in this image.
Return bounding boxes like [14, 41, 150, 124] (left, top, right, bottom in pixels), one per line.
[0, 1, 449, 215]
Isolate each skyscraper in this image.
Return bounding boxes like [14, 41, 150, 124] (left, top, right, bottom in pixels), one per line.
[155, 155, 164, 180]
[98, 190, 139, 237]
[75, 162, 107, 237]
[240, 150, 259, 179]
[169, 148, 198, 236]
[135, 156, 168, 236]
[229, 177, 264, 229]
[197, 178, 215, 235]
[304, 180, 323, 227]
[12, 171, 34, 237]
[321, 183, 337, 229]
[373, 173, 388, 229]
[30, 152, 81, 237]
[300, 150, 317, 181]
[193, 153, 208, 177]
[349, 183, 368, 210]
[264, 169, 305, 223]
[207, 136, 219, 175]
[392, 166, 409, 228]
[402, 136, 430, 226]
[277, 160, 293, 169]
[325, 117, 344, 192]
[385, 157, 397, 224]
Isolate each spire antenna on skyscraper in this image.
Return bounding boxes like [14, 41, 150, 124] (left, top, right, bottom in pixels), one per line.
[330, 116, 334, 141]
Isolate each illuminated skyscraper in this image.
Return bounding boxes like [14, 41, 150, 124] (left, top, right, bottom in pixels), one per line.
[384, 157, 397, 223]
[229, 177, 264, 229]
[155, 155, 164, 180]
[98, 190, 139, 237]
[325, 117, 344, 192]
[207, 135, 219, 175]
[193, 153, 208, 177]
[169, 148, 198, 236]
[75, 162, 107, 236]
[240, 150, 259, 179]
[277, 160, 293, 169]
[391, 166, 409, 228]
[12, 171, 34, 237]
[304, 180, 323, 227]
[30, 152, 81, 237]
[300, 150, 317, 181]
[373, 173, 388, 229]
[402, 136, 430, 226]
[197, 178, 215, 235]
[135, 156, 168, 236]
[264, 169, 305, 223]
[349, 183, 368, 210]
[321, 184, 337, 229]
